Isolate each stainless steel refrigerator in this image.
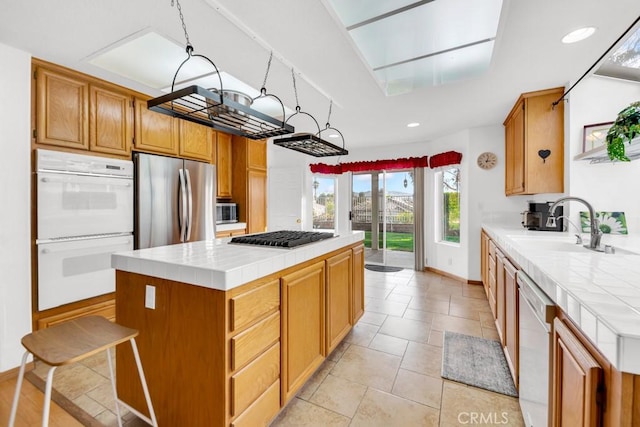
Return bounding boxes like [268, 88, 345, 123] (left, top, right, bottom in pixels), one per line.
[134, 152, 216, 249]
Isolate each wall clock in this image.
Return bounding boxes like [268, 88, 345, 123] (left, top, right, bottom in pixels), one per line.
[477, 152, 497, 170]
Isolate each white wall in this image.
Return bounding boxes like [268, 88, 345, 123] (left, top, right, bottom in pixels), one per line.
[568, 76, 640, 233]
[0, 43, 32, 372]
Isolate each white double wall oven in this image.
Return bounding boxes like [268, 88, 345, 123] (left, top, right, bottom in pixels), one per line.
[35, 149, 134, 311]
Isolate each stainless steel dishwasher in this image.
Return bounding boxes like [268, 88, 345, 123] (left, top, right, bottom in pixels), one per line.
[517, 271, 556, 427]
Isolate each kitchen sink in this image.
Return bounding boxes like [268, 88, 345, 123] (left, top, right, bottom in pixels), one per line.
[509, 236, 640, 255]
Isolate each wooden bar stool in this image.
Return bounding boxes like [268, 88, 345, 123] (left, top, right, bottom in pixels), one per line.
[8, 315, 157, 427]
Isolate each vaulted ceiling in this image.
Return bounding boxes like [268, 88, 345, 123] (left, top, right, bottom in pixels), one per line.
[1, 0, 639, 149]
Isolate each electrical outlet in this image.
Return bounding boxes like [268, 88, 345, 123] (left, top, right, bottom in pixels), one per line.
[145, 285, 156, 309]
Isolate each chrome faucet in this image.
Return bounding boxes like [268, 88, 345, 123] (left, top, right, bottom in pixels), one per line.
[547, 197, 602, 250]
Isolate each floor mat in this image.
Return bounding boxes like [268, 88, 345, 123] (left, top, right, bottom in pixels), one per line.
[441, 331, 518, 397]
[364, 264, 404, 272]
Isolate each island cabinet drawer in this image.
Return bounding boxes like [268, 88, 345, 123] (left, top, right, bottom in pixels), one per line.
[230, 279, 280, 332]
[231, 342, 280, 416]
[231, 380, 280, 427]
[231, 311, 280, 371]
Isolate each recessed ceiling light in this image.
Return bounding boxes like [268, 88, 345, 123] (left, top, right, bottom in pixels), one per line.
[328, 134, 340, 138]
[407, 122, 420, 128]
[562, 27, 596, 44]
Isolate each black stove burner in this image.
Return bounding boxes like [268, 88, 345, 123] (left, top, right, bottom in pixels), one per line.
[230, 230, 335, 248]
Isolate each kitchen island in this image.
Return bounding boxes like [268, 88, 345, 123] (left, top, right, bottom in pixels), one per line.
[482, 224, 640, 426]
[111, 231, 365, 427]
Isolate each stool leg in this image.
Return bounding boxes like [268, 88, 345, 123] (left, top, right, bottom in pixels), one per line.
[130, 338, 157, 426]
[8, 351, 30, 427]
[41, 365, 57, 427]
[106, 347, 123, 427]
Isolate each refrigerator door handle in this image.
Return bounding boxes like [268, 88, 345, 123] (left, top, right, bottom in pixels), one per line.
[178, 168, 188, 242]
[184, 168, 193, 241]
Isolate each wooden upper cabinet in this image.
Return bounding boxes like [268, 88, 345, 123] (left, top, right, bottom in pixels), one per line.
[89, 85, 133, 156]
[134, 97, 179, 156]
[503, 87, 564, 196]
[247, 139, 267, 170]
[179, 120, 213, 162]
[553, 318, 603, 426]
[216, 131, 233, 199]
[35, 66, 89, 149]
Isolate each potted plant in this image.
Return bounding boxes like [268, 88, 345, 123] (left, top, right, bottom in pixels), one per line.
[606, 101, 640, 161]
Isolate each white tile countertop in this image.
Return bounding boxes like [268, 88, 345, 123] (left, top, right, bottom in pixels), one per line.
[112, 231, 364, 292]
[483, 223, 640, 374]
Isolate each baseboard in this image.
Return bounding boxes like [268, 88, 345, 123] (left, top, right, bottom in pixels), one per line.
[425, 267, 482, 285]
[0, 361, 35, 383]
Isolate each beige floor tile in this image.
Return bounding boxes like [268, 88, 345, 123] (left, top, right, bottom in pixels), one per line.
[72, 393, 109, 417]
[385, 293, 412, 304]
[450, 295, 492, 313]
[297, 360, 336, 400]
[327, 341, 350, 362]
[389, 285, 429, 297]
[271, 397, 350, 426]
[358, 311, 387, 326]
[400, 341, 443, 378]
[424, 290, 455, 302]
[448, 302, 482, 321]
[462, 284, 488, 299]
[331, 345, 401, 392]
[39, 363, 108, 401]
[368, 333, 409, 356]
[365, 297, 408, 316]
[351, 388, 440, 427]
[408, 297, 450, 314]
[482, 327, 501, 341]
[367, 287, 392, 299]
[392, 368, 443, 409]
[431, 313, 483, 337]
[479, 310, 497, 328]
[428, 329, 444, 347]
[402, 308, 434, 324]
[378, 316, 430, 343]
[308, 374, 367, 417]
[344, 322, 379, 347]
[439, 381, 524, 426]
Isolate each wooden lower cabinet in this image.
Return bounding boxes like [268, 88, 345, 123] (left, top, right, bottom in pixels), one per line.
[480, 230, 490, 296]
[495, 250, 506, 346]
[36, 299, 115, 329]
[281, 261, 326, 402]
[116, 243, 362, 426]
[352, 243, 365, 323]
[553, 317, 603, 426]
[326, 251, 352, 354]
[488, 240, 497, 318]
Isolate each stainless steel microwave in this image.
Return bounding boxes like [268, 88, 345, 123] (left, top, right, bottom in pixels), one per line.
[216, 203, 238, 224]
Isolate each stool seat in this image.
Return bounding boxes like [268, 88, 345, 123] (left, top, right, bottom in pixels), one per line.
[21, 315, 138, 366]
[8, 316, 157, 427]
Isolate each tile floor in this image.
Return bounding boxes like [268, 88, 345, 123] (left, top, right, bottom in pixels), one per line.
[29, 268, 525, 426]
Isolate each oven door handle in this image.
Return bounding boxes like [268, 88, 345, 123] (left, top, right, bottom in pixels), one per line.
[184, 168, 193, 242]
[178, 169, 188, 242]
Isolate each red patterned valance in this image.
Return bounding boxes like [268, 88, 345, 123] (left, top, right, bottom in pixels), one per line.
[429, 151, 462, 168]
[310, 156, 428, 174]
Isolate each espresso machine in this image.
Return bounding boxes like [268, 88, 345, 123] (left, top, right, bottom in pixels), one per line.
[521, 202, 564, 231]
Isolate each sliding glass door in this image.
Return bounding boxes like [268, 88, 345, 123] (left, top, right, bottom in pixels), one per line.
[352, 170, 414, 268]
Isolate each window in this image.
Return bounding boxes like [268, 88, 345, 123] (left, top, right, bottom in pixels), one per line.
[312, 176, 336, 230]
[440, 167, 460, 243]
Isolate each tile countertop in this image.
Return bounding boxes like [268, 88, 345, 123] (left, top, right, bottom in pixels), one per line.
[111, 231, 364, 292]
[483, 223, 640, 375]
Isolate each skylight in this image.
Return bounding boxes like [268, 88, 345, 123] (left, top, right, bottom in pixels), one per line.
[88, 31, 292, 119]
[326, 0, 503, 95]
[595, 24, 640, 83]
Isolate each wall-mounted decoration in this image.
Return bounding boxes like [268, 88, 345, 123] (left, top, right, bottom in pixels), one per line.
[583, 122, 614, 153]
[580, 211, 628, 234]
[538, 149, 551, 163]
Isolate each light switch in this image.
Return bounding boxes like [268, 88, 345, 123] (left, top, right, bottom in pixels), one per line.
[145, 285, 156, 309]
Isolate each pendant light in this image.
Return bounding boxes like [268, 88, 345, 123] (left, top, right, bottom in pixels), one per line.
[147, 0, 293, 139]
[273, 70, 348, 157]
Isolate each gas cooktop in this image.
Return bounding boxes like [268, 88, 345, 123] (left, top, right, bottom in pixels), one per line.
[229, 230, 335, 248]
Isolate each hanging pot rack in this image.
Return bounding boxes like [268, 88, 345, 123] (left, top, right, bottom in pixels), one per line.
[273, 73, 348, 157]
[147, 0, 294, 140]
